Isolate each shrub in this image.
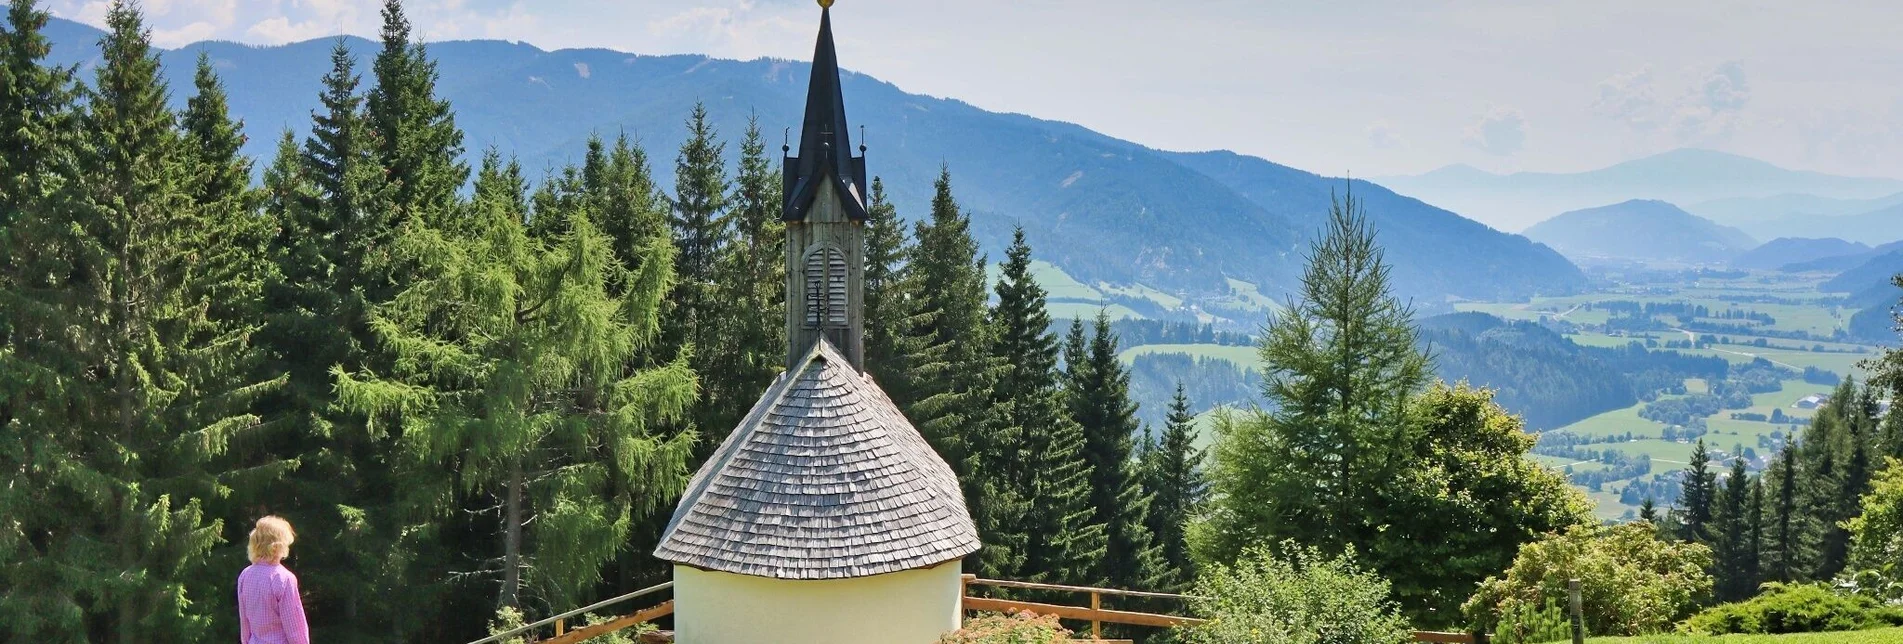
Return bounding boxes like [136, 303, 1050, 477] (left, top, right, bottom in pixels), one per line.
[1176, 542, 1411, 644]
[1680, 583, 1903, 635]
[1495, 597, 1571, 644]
[938, 610, 1071, 644]
[1463, 523, 1712, 636]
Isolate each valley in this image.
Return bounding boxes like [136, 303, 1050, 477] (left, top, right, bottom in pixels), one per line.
[1089, 264, 1896, 521]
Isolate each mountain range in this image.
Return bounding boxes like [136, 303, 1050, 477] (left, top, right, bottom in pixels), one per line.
[1378, 149, 1903, 234]
[1688, 193, 1903, 245]
[1524, 199, 1756, 266]
[1731, 238, 1870, 271]
[34, 16, 1584, 316]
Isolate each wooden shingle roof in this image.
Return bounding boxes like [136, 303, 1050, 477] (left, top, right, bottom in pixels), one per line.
[653, 339, 979, 579]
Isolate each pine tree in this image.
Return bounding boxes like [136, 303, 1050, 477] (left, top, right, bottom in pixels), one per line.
[366, 0, 467, 230]
[1678, 439, 1717, 543]
[989, 227, 1099, 584]
[1748, 477, 1765, 594]
[903, 167, 1001, 573]
[335, 151, 697, 612]
[704, 114, 785, 434]
[1800, 385, 1848, 580]
[0, 4, 276, 638]
[1068, 310, 1165, 589]
[863, 177, 926, 396]
[1639, 497, 1658, 524]
[1201, 185, 1430, 557]
[665, 102, 730, 372]
[1767, 444, 1803, 582]
[1713, 458, 1756, 601]
[0, 0, 86, 636]
[1143, 383, 1208, 589]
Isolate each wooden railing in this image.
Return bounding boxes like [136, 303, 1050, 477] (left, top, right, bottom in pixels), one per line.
[961, 575, 1480, 644]
[464, 581, 674, 644]
[961, 575, 1202, 641]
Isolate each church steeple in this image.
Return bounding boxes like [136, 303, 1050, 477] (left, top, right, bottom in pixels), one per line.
[783, 2, 868, 222]
[783, 1, 867, 371]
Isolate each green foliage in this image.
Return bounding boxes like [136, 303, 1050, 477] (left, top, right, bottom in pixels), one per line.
[903, 168, 1004, 574]
[1713, 457, 1763, 601]
[0, 4, 279, 639]
[366, 0, 467, 230]
[1495, 598, 1573, 644]
[1465, 524, 1714, 637]
[487, 607, 654, 644]
[1198, 186, 1431, 561]
[333, 152, 697, 611]
[1067, 310, 1165, 589]
[1143, 383, 1209, 590]
[1680, 583, 1903, 635]
[703, 113, 784, 437]
[990, 228, 1099, 585]
[1847, 458, 1903, 584]
[1677, 439, 1718, 543]
[938, 611, 1072, 644]
[1176, 542, 1412, 644]
[1377, 383, 1594, 622]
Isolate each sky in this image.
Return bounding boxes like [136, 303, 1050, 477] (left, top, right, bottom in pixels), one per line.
[44, 0, 1903, 179]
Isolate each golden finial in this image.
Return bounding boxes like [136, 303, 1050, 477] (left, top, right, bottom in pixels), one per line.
[818, 0, 834, 7]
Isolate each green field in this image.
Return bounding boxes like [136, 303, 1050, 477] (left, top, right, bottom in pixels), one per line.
[1119, 343, 1260, 366]
[1049, 301, 1145, 322]
[1099, 281, 1183, 310]
[1586, 628, 1903, 643]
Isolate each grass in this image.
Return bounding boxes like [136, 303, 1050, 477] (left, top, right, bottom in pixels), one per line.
[1223, 278, 1281, 312]
[1584, 628, 1903, 643]
[1099, 281, 1183, 310]
[1049, 301, 1144, 322]
[1119, 343, 1260, 367]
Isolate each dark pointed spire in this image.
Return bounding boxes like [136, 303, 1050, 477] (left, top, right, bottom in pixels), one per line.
[784, 3, 868, 221]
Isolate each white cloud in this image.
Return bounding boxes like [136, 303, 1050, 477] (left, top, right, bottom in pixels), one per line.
[245, 16, 334, 44]
[1593, 66, 1658, 130]
[1463, 106, 1528, 156]
[1366, 120, 1403, 149]
[152, 20, 219, 47]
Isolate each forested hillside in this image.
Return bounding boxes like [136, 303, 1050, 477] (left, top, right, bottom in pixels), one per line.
[1418, 313, 1636, 430]
[28, 14, 1584, 307]
[1527, 199, 1758, 265]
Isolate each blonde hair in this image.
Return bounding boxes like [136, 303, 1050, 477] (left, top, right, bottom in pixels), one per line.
[248, 516, 296, 564]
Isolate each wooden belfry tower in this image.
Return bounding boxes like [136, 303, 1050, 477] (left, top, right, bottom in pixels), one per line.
[781, 0, 869, 371]
[654, 3, 980, 643]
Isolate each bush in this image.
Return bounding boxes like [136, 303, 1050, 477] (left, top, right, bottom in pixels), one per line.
[1496, 598, 1571, 644]
[1680, 583, 1903, 635]
[1464, 523, 1712, 637]
[1176, 542, 1411, 644]
[938, 611, 1070, 644]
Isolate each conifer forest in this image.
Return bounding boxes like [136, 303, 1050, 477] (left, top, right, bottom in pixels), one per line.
[4, 1, 1903, 642]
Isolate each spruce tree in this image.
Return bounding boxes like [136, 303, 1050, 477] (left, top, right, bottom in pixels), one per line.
[335, 151, 697, 612]
[1639, 497, 1658, 524]
[0, 0, 85, 636]
[1713, 458, 1755, 601]
[1201, 186, 1430, 557]
[0, 5, 276, 638]
[665, 102, 730, 371]
[704, 114, 785, 433]
[1678, 439, 1717, 543]
[1767, 444, 1803, 582]
[1144, 383, 1208, 589]
[863, 177, 926, 396]
[989, 227, 1099, 584]
[1068, 310, 1165, 589]
[903, 167, 1001, 573]
[1748, 477, 1765, 594]
[1800, 388, 1847, 580]
[366, 0, 467, 230]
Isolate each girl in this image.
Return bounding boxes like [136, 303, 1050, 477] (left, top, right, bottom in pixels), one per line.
[236, 516, 310, 644]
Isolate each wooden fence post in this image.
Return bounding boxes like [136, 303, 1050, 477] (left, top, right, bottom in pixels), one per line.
[1568, 578, 1584, 644]
[1090, 591, 1102, 641]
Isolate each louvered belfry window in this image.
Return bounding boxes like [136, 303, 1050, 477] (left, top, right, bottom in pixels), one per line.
[804, 245, 848, 328]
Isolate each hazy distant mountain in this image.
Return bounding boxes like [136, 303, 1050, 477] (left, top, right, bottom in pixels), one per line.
[36, 17, 1584, 310]
[1525, 200, 1757, 266]
[1731, 238, 1868, 271]
[1163, 150, 1584, 301]
[1782, 240, 1903, 273]
[1378, 149, 1903, 232]
[1821, 249, 1903, 343]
